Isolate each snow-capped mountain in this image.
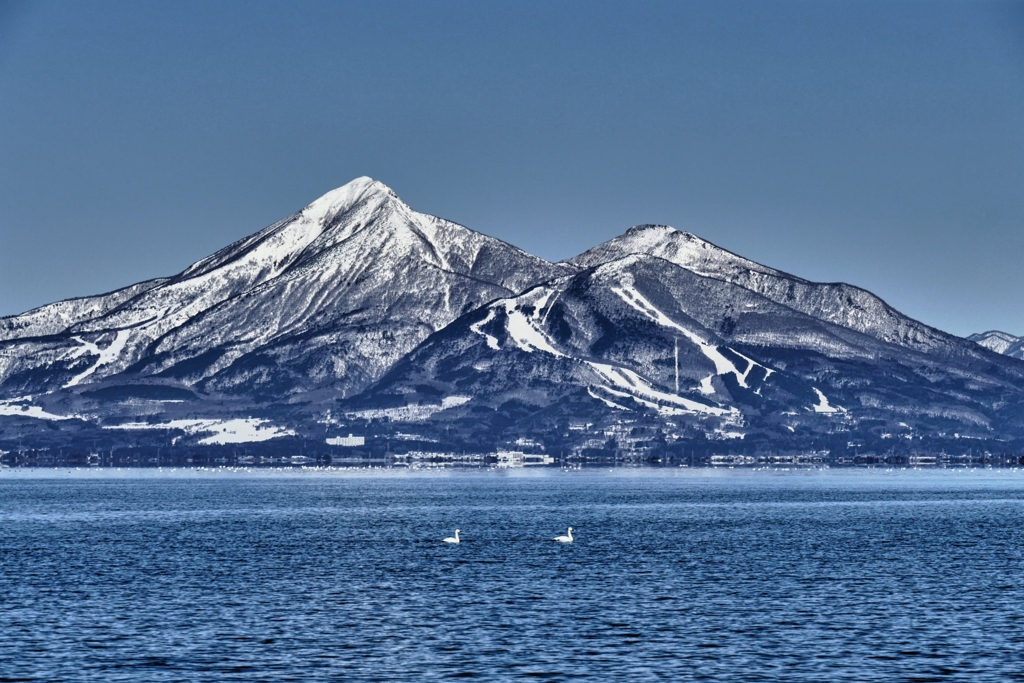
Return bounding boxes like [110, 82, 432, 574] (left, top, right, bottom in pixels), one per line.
[969, 331, 1024, 360]
[0, 177, 566, 406]
[346, 229, 1024, 444]
[570, 226, 959, 355]
[3, 180, 1024, 455]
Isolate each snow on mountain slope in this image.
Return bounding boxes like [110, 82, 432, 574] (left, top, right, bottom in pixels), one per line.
[353, 256, 856, 428]
[5, 180, 1024, 449]
[969, 331, 1024, 359]
[0, 278, 168, 342]
[571, 225, 782, 280]
[569, 225, 961, 355]
[354, 252, 1024, 440]
[0, 177, 567, 401]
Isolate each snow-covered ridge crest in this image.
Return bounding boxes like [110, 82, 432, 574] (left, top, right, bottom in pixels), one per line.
[968, 330, 1024, 359]
[0, 278, 168, 342]
[178, 176, 391, 281]
[2, 177, 394, 345]
[301, 176, 394, 225]
[570, 224, 959, 355]
[569, 225, 782, 279]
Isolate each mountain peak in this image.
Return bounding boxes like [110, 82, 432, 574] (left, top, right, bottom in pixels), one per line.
[968, 330, 1023, 357]
[969, 330, 1019, 343]
[623, 223, 677, 237]
[300, 176, 399, 226]
[617, 224, 714, 251]
[568, 224, 778, 280]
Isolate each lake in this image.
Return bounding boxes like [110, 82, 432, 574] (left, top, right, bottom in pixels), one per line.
[2, 468, 1023, 681]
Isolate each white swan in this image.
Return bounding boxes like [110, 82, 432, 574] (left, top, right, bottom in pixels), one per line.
[442, 529, 461, 544]
[553, 527, 574, 543]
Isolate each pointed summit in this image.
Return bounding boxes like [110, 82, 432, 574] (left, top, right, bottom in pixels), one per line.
[298, 176, 397, 226]
[181, 176, 401, 280]
[0, 176, 566, 401]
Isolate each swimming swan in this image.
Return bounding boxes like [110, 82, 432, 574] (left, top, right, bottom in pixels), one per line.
[442, 529, 461, 544]
[553, 527, 574, 543]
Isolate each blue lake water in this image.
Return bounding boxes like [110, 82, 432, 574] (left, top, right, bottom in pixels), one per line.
[2, 468, 1024, 681]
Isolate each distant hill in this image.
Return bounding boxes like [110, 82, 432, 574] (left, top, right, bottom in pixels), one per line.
[968, 331, 1024, 360]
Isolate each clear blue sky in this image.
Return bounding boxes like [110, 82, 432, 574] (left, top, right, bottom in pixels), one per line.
[1, 0, 1022, 337]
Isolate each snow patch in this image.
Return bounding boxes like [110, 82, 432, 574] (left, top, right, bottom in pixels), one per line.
[469, 308, 501, 351]
[597, 383, 693, 416]
[503, 301, 564, 356]
[105, 418, 294, 444]
[587, 387, 630, 411]
[729, 348, 773, 382]
[0, 397, 75, 421]
[64, 330, 132, 388]
[610, 283, 755, 387]
[585, 361, 732, 416]
[540, 288, 564, 326]
[526, 288, 554, 320]
[812, 388, 841, 414]
[348, 396, 471, 422]
[440, 396, 471, 409]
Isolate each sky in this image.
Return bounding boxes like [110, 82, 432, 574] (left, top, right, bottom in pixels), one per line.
[1, 0, 1022, 337]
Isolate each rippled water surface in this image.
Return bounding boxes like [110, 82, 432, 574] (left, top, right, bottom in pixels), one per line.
[3, 469, 1024, 681]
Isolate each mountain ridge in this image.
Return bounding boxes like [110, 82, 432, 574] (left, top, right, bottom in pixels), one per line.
[2, 177, 1023, 458]
[569, 225, 962, 356]
[349, 247, 1024, 442]
[969, 330, 1024, 360]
